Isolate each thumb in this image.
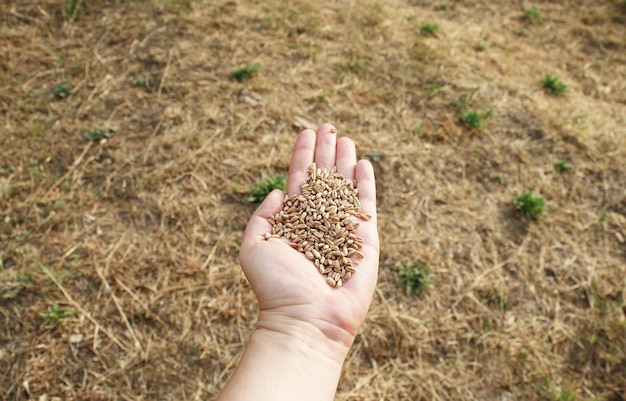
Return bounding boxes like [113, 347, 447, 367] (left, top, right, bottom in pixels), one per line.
[240, 189, 284, 252]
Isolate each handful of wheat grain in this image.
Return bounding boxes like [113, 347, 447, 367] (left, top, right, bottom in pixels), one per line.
[265, 163, 371, 287]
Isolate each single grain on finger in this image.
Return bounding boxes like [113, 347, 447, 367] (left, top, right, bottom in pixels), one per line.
[265, 163, 371, 288]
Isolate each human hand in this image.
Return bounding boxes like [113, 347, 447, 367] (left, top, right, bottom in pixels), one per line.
[239, 123, 379, 358]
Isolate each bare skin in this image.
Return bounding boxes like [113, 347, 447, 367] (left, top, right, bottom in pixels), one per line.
[216, 123, 379, 401]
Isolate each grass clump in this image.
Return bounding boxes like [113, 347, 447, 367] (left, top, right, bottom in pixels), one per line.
[398, 261, 435, 296]
[231, 63, 261, 82]
[555, 158, 572, 172]
[522, 6, 543, 24]
[420, 23, 439, 36]
[459, 109, 492, 129]
[84, 126, 116, 142]
[244, 174, 286, 204]
[514, 189, 546, 220]
[53, 82, 72, 99]
[44, 304, 77, 325]
[64, 0, 84, 17]
[451, 97, 492, 129]
[541, 73, 568, 95]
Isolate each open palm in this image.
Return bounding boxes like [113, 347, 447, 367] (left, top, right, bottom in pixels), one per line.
[239, 123, 379, 346]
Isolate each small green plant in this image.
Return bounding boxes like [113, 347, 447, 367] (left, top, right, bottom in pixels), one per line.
[514, 189, 546, 220]
[231, 63, 261, 82]
[398, 261, 435, 296]
[420, 23, 439, 36]
[459, 110, 491, 129]
[555, 158, 572, 172]
[132, 75, 148, 87]
[64, 0, 84, 16]
[451, 98, 491, 130]
[53, 82, 72, 99]
[44, 304, 77, 325]
[522, 6, 543, 24]
[244, 174, 286, 204]
[475, 41, 487, 51]
[367, 152, 386, 163]
[541, 73, 568, 95]
[84, 126, 116, 142]
[427, 82, 443, 95]
[535, 379, 576, 401]
[450, 97, 472, 109]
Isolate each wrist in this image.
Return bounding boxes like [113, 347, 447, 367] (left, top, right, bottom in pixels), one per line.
[217, 318, 348, 401]
[255, 309, 354, 363]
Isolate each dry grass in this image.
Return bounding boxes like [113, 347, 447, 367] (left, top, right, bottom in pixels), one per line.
[1, 0, 625, 400]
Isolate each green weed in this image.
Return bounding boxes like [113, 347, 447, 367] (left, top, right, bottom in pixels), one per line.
[459, 110, 492, 129]
[541, 73, 568, 95]
[44, 304, 77, 325]
[244, 174, 286, 204]
[514, 189, 546, 220]
[555, 158, 572, 172]
[367, 152, 386, 163]
[167, 0, 192, 15]
[535, 378, 576, 401]
[420, 23, 439, 36]
[84, 126, 116, 142]
[53, 82, 72, 99]
[427, 82, 443, 95]
[1, 271, 32, 300]
[475, 41, 487, 51]
[231, 63, 261, 82]
[132, 75, 148, 87]
[64, 0, 84, 16]
[450, 97, 472, 109]
[522, 7, 543, 24]
[398, 261, 435, 296]
[451, 97, 491, 129]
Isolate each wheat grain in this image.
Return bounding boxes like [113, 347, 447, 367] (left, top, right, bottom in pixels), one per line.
[266, 163, 371, 288]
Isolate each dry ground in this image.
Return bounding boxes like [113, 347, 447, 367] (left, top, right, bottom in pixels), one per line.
[1, 0, 625, 400]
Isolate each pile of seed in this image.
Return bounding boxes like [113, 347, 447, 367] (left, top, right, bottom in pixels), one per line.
[265, 163, 371, 288]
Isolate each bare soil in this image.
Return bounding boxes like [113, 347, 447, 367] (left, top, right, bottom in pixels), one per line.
[1, 0, 625, 400]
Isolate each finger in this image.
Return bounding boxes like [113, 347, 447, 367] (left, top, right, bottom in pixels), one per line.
[240, 189, 284, 254]
[336, 137, 357, 180]
[287, 129, 316, 196]
[314, 123, 337, 171]
[355, 159, 377, 219]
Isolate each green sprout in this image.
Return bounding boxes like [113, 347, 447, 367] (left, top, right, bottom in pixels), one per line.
[231, 63, 261, 82]
[522, 7, 543, 24]
[555, 158, 572, 172]
[133, 75, 148, 87]
[44, 304, 77, 325]
[514, 189, 546, 220]
[244, 174, 286, 204]
[64, 0, 84, 16]
[420, 23, 439, 36]
[84, 126, 116, 142]
[398, 261, 435, 296]
[541, 73, 568, 95]
[459, 110, 490, 129]
[53, 82, 72, 99]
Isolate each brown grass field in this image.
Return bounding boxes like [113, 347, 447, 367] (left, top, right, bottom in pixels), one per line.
[1, 0, 625, 400]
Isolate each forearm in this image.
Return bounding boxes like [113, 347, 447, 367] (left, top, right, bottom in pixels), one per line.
[216, 320, 351, 401]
